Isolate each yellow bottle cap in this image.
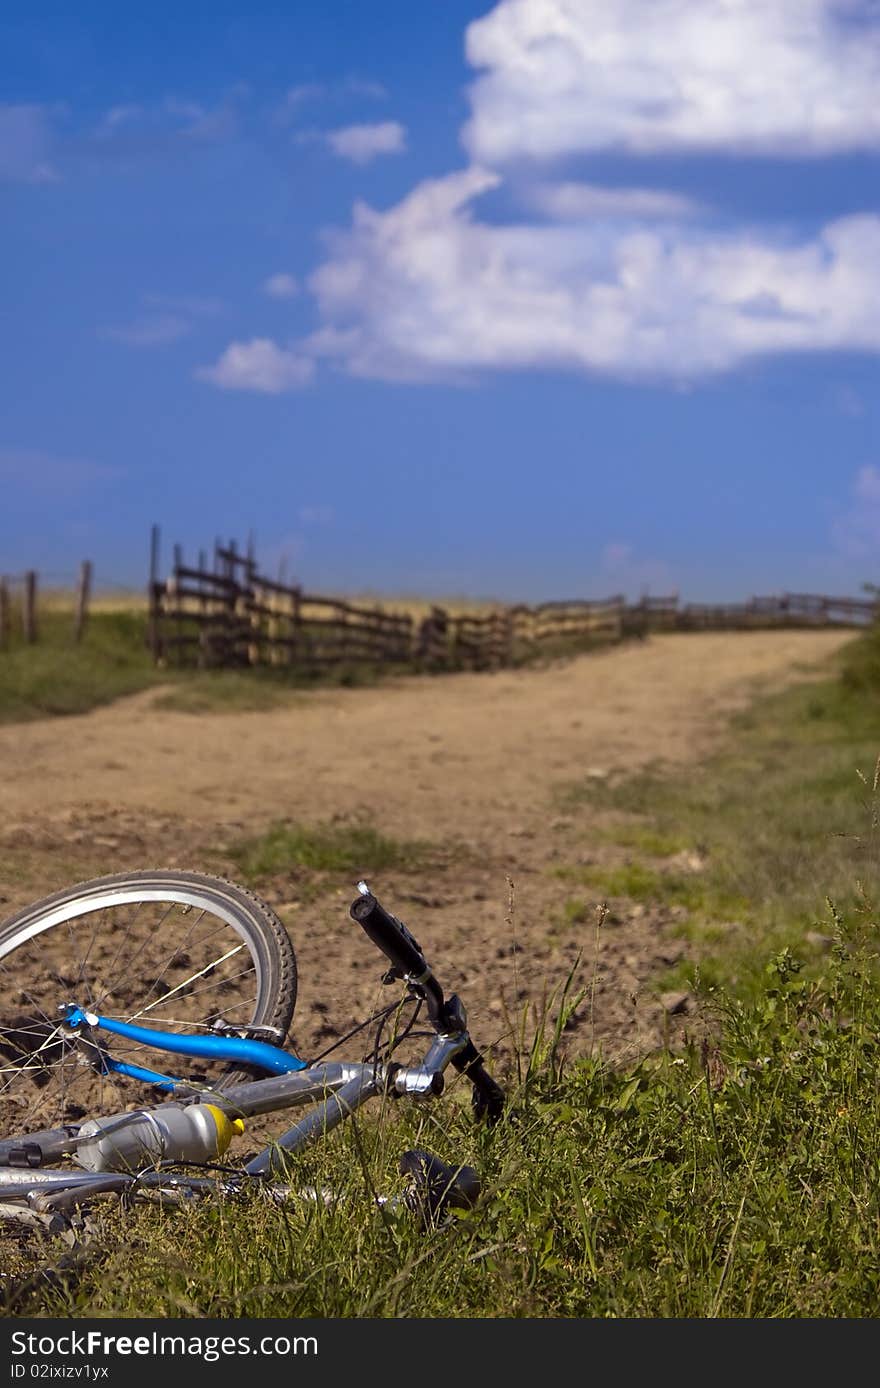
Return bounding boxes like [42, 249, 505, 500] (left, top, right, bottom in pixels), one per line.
[205, 1104, 245, 1154]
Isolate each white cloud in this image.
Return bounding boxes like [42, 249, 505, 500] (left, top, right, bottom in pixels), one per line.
[832, 465, 880, 557]
[196, 339, 315, 394]
[303, 168, 880, 383]
[273, 79, 388, 125]
[345, 79, 389, 101]
[834, 384, 866, 417]
[463, 0, 880, 160]
[0, 104, 58, 182]
[101, 314, 191, 347]
[527, 181, 703, 222]
[101, 295, 220, 347]
[144, 292, 223, 317]
[275, 83, 325, 121]
[325, 121, 407, 164]
[92, 94, 240, 158]
[263, 272, 299, 300]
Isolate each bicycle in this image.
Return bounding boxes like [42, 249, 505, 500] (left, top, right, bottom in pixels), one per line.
[0, 872, 504, 1230]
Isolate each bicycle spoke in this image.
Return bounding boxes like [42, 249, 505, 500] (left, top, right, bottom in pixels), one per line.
[0, 873, 293, 1137]
[138, 908, 209, 1011]
[125, 944, 246, 1020]
[90, 901, 178, 1014]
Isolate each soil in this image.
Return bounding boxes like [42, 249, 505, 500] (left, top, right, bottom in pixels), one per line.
[0, 629, 852, 1080]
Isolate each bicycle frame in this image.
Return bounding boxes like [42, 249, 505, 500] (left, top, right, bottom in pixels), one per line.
[0, 1005, 471, 1210]
[60, 1004, 309, 1088]
[0, 881, 503, 1220]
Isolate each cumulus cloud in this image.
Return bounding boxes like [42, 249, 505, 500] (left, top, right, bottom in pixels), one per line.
[263, 272, 299, 300]
[324, 121, 407, 163]
[302, 168, 880, 383]
[527, 181, 703, 221]
[196, 339, 315, 393]
[463, 0, 880, 161]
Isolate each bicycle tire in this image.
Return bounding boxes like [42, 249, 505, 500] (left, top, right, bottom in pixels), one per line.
[0, 870, 297, 1139]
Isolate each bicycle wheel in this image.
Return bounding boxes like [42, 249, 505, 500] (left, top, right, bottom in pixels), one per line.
[0, 870, 297, 1139]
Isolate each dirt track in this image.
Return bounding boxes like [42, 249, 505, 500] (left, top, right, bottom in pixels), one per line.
[0, 630, 852, 1070]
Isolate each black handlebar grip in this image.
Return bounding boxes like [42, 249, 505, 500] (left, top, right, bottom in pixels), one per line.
[451, 1043, 505, 1124]
[350, 892, 430, 980]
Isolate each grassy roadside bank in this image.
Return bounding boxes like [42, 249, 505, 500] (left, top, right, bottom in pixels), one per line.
[0, 609, 396, 722]
[0, 606, 618, 723]
[555, 635, 880, 1003]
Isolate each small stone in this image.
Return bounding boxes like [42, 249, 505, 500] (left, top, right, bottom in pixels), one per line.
[660, 991, 692, 1016]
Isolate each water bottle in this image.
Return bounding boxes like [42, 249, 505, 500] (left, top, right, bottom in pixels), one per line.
[74, 1102, 245, 1173]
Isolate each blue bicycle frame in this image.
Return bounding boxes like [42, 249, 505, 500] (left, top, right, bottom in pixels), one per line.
[61, 1004, 308, 1091]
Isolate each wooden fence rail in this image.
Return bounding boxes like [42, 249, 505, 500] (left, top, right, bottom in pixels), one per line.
[148, 536, 632, 673]
[145, 531, 880, 675]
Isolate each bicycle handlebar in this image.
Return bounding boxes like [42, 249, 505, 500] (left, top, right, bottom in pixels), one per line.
[350, 884, 430, 983]
[349, 883, 504, 1123]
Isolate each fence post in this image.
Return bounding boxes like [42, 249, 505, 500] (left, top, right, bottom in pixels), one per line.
[148, 524, 161, 663]
[0, 578, 8, 650]
[23, 571, 37, 643]
[73, 560, 93, 642]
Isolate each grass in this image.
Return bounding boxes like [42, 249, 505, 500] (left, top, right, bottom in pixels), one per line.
[0, 590, 633, 725]
[7, 907, 880, 1317]
[6, 621, 880, 1316]
[0, 610, 159, 721]
[152, 671, 311, 714]
[227, 820, 436, 883]
[0, 607, 395, 723]
[556, 641, 880, 1001]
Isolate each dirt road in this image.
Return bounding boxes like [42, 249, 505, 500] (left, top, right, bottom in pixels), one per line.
[0, 630, 852, 1069]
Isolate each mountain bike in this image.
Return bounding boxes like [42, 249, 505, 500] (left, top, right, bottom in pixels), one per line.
[0, 873, 504, 1227]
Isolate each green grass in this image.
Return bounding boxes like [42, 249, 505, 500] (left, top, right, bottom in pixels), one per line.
[6, 624, 880, 1316]
[557, 640, 880, 1001]
[227, 821, 435, 882]
[8, 910, 880, 1318]
[0, 610, 159, 721]
[152, 671, 308, 714]
[0, 608, 395, 722]
[594, 824, 691, 857]
[0, 594, 636, 724]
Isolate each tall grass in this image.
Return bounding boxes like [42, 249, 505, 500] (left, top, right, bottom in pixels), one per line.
[6, 904, 880, 1318]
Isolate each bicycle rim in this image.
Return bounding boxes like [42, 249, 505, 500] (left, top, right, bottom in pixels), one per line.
[0, 871, 297, 1138]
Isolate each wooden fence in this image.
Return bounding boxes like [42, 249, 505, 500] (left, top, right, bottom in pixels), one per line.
[631, 591, 879, 632]
[147, 533, 879, 676]
[148, 536, 627, 673]
[0, 563, 93, 649]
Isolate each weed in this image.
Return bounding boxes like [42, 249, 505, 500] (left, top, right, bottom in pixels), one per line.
[227, 821, 435, 883]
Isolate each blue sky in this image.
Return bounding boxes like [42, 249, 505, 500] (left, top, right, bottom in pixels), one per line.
[3, 0, 880, 603]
